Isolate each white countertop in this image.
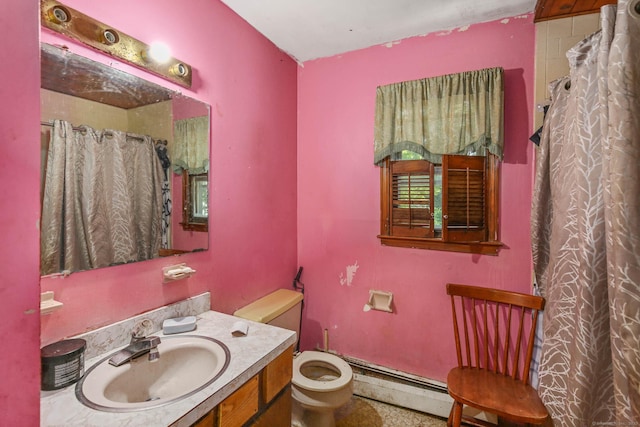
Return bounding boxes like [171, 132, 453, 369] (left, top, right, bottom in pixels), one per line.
[40, 310, 296, 427]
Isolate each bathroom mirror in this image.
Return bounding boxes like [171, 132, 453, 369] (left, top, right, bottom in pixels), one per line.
[40, 43, 210, 276]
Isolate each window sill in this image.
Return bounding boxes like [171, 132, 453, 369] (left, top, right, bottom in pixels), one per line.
[377, 235, 503, 255]
[180, 222, 208, 232]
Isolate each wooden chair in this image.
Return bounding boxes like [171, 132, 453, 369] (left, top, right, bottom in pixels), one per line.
[445, 283, 549, 427]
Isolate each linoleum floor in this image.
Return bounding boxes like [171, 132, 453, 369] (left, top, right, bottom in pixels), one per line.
[335, 396, 448, 427]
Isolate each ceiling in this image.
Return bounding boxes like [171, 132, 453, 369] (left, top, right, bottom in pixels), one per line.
[220, 0, 537, 63]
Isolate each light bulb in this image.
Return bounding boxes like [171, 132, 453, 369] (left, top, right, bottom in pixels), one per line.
[148, 42, 171, 64]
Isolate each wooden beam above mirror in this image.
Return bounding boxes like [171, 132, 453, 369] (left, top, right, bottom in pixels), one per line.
[534, 0, 617, 22]
[41, 43, 172, 109]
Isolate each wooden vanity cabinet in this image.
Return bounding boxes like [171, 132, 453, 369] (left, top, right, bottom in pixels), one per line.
[193, 411, 216, 427]
[260, 345, 293, 404]
[192, 346, 293, 427]
[218, 376, 260, 427]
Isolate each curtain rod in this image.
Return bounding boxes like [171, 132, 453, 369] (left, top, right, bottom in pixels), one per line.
[40, 120, 158, 143]
[41, 120, 85, 132]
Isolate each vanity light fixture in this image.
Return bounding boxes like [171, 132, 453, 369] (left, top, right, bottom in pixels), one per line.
[40, 0, 193, 88]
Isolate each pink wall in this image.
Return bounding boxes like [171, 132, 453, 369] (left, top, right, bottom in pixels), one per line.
[297, 16, 536, 382]
[0, 1, 41, 423]
[1, 1, 297, 423]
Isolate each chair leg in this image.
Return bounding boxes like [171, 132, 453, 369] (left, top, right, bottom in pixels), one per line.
[448, 401, 463, 427]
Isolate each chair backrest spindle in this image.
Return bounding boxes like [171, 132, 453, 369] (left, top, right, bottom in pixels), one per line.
[523, 309, 540, 384]
[502, 303, 513, 376]
[512, 308, 525, 379]
[472, 298, 480, 367]
[463, 298, 472, 366]
[450, 295, 463, 368]
[492, 301, 499, 374]
[483, 299, 489, 370]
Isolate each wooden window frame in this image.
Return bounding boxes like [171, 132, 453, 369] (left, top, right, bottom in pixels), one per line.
[378, 154, 502, 255]
[181, 170, 208, 232]
[389, 160, 435, 238]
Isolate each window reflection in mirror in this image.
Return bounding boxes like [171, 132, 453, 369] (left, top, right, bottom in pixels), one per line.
[40, 43, 210, 276]
[181, 171, 208, 232]
[192, 175, 209, 219]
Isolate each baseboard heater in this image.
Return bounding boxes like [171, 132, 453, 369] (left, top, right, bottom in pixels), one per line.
[343, 355, 496, 423]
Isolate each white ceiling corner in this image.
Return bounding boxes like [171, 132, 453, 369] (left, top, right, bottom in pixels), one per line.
[220, 0, 536, 63]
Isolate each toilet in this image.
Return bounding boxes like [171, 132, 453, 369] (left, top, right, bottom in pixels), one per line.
[234, 289, 353, 427]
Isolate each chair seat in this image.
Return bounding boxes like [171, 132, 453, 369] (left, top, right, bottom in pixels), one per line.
[447, 367, 548, 424]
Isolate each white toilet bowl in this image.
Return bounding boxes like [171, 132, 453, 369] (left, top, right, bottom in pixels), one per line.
[291, 351, 353, 427]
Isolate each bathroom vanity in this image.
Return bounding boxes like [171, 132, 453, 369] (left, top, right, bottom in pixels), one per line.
[40, 305, 296, 427]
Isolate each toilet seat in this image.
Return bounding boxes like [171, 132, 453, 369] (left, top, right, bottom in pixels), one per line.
[293, 351, 352, 392]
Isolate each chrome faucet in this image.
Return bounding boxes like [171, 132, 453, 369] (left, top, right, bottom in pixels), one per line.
[108, 334, 162, 367]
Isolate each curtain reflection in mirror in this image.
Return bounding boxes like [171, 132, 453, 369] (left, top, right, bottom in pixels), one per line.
[171, 117, 209, 174]
[155, 140, 172, 250]
[40, 120, 165, 275]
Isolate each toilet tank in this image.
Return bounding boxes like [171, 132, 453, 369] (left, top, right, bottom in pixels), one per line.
[234, 289, 303, 342]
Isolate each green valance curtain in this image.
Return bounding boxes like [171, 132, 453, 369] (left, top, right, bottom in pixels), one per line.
[171, 116, 209, 174]
[374, 67, 504, 165]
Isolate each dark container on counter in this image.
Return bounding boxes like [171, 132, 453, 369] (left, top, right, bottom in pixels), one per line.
[41, 338, 86, 391]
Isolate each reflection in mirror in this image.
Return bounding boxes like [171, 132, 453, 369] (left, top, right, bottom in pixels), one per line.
[181, 171, 209, 232]
[191, 176, 209, 219]
[40, 43, 210, 276]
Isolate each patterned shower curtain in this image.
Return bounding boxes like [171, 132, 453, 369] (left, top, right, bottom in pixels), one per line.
[531, 2, 640, 425]
[41, 120, 164, 275]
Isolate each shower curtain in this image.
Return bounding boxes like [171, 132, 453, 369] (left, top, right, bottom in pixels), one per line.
[41, 120, 164, 275]
[531, 2, 640, 425]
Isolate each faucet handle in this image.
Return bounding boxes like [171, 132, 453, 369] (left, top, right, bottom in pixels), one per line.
[147, 336, 162, 347]
[145, 336, 161, 362]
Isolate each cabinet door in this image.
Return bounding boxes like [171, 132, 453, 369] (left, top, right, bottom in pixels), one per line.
[218, 375, 259, 427]
[192, 410, 216, 427]
[261, 346, 293, 403]
[252, 385, 291, 427]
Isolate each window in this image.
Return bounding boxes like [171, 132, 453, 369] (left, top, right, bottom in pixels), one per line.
[378, 152, 501, 255]
[374, 67, 504, 254]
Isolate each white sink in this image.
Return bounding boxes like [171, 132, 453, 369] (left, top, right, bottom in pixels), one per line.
[76, 335, 230, 411]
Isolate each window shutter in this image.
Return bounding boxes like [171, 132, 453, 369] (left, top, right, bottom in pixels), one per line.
[389, 160, 435, 238]
[442, 155, 487, 242]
